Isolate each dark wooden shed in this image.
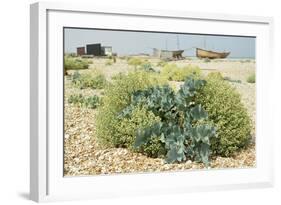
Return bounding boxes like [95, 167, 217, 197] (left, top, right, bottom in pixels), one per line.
[86, 43, 102, 56]
[76, 47, 85, 56]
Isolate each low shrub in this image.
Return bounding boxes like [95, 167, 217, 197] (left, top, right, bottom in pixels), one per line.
[118, 56, 126, 60]
[64, 57, 90, 71]
[203, 58, 211, 63]
[95, 71, 166, 148]
[111, 72, 123, 81]
[161, 64, 201, 81]
[138, 134, 167, 158]
[247, 73, 255, 83]
[105, 59, 113, 66]
[207, 72, 224, 80]
[71, 71, 107, 89]
[81, 55, 94, 59]
[114, 105, 163, 154]
[240, 59, 252, 63]
[97, 70, 252, 163]
[65, 53, 77, 57]
[97, 75, 216, 165]
[139, 62, 156, 72]
[113, 56, 117, 63]
[157, 60, 168, 67]
[195, 73, 252, 156]
[127, 57, 144, 68]
[118, 78, 216, 165]
[223, 76, 242, 84]
[68, 94, 101, 109]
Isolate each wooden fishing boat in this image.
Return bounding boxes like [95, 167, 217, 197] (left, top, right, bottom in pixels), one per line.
[171, 50, 184, 58]
[153, 48, 184, 59]
[196, 48, 230, 59]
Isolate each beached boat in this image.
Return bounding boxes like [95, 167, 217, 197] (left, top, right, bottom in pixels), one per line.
[153, 48, 184, 59]
[196, 48, 230, 59]
[171, 50, 185, 58]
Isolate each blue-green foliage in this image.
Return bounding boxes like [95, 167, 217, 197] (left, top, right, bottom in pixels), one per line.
[118, 78, 217, 166]
[139, 62, 157, 73]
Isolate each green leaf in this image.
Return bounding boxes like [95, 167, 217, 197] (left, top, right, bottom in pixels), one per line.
[190, 104, 208, 120]
[199, 143, 210, 166]
[166, 145, 186, 163]
[134, 122, 163, 148]
[159, 133, 165, 143]
[166, 146, 178, 163]
[134, 129, 149, 147]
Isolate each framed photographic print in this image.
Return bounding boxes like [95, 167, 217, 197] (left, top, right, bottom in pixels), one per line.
[30, 2, 274, 202]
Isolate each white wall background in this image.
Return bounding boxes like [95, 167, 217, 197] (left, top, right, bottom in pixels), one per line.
[0, 0, 280, 204]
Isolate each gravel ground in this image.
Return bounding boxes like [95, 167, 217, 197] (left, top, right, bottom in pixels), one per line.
[64, 105, 255, 176]
[64, 58, 256, 176]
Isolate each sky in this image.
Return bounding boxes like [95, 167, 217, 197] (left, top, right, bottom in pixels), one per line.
[64, 28, 256, 58]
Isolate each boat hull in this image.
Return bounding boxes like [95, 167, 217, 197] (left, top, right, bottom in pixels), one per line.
[196, 48, 230, 59]
[153, 48, 184, 59]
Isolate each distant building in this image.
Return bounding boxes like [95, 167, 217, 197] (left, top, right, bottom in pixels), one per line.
[101, 46, 113, 56]
[85, 43, 113, 56]
[76, 47, 85, 56]
[86, 43, 102, 56]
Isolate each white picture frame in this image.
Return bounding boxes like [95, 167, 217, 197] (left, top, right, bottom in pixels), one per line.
[30, 2, 274, 202]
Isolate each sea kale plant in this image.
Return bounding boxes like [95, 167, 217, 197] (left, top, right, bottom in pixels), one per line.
[118, 78, 217, 166]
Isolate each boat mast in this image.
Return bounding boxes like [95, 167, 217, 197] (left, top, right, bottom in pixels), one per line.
[203, 37, 206, 49]
[177, 35, 180, 49]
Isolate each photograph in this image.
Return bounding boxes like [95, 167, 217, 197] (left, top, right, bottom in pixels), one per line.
[63, 28, 256, 176]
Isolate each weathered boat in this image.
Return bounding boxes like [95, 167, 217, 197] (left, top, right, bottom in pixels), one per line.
[153, 48, 184, 59]
[196, 48, 230, 59]
[170, 50, 185, 59]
